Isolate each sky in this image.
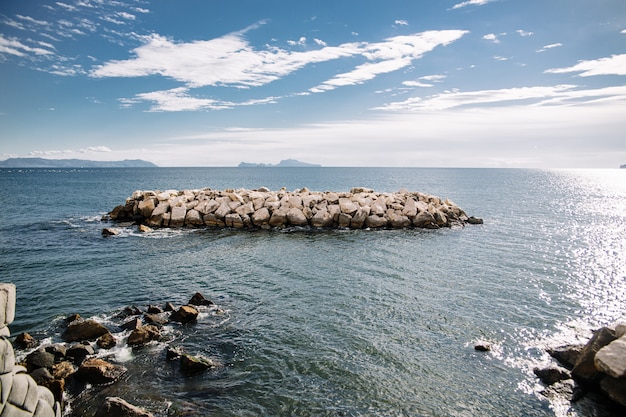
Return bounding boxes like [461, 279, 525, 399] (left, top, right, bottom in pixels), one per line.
[1, 0, 625, 168]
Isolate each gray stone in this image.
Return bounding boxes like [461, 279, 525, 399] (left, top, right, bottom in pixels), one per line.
[286, 208, 308, 226]
[572, 326, 616, 381]
[311, 209, 332, 228]
[26, 350, 56, 372]
[365, 215, 387, 228]
[169, 305, 199, 324]
[180, 354, 215, 376]
[413, 211, 437, 228]
[169, 206, 187, 227]
[600, 375, 626, 407]
[594, 336, 626, 378]
[251, 207, 271, 226]
[76, 358, 127, 385]
[184, 209, 204, 226]
[533, 366, 571, 385]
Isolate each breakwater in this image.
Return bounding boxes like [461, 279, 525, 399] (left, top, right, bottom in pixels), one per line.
[107, 187, 482, 230]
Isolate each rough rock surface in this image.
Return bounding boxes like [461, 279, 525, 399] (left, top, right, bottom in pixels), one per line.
[76, 358, 127, 385]
[94, 396, 154, 417]
[108, 187, 480, 231]
[61, 319, 110, 342]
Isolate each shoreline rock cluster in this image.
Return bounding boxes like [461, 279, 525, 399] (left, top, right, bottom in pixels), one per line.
[13, 291, 221, 417]
[534, 322, 626, 410]
[105, 187, 482, 231]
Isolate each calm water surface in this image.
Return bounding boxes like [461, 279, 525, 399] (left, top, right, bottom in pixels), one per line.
[0, 168, 625, 416]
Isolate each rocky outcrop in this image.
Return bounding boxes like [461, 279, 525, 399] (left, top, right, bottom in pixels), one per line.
[540, 323, 626, 409]
[95, 397, 154, 417]
[0, 283, 61, 417]
[107, 187, 480, 231]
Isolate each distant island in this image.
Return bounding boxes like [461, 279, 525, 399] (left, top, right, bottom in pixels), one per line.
[238, 159, 321, 168]
[0, 158, 157, 168]
[621, 164, 626, 169]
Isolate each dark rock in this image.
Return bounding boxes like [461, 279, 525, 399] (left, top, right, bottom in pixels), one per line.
[572, 326, 616, 381]
[121, 317, 142, 331]
[14, 332, 38, 349]
[188, 292, 214, 306]
[97, 332, 117, 349]
[95, 396, 154, 417]
[164, 302, 176, 312]
[166, 346, 183, 361]
[45, 344, 67, 362]
[547, 344, 584, 369]
[533, 366, 571, 385]
[147, 305, 163, 314]
[127, 325, 160, 347]
[474, 343, 491, 352]
[67, 342, 95, 364]
[62, 319, 109, 342]
[43, 379, 66, 405]
[26, 349, 55, 371]
[64, 313, 81, 324]
[180, 354, 215, 375]
[29, 367, 53, 385]
[144, 312, 169, 327]
[76, 358, 127, 385]
[102, 228, 120, 236]
[116, 306, 143, 319]
[600, 375, 626, 407]
[467, 216, 484, 225]
[170, 305, 199, 324]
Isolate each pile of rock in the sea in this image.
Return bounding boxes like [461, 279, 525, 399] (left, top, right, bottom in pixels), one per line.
[12, 291, 220, 417]
[104, 187, 482, 232]
[533, 322, 626, 410]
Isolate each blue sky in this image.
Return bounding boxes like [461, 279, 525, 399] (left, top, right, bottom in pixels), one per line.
[1, 0, 625, 167]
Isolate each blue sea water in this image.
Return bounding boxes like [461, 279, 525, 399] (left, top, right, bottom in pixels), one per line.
[0, 167, 625, 416]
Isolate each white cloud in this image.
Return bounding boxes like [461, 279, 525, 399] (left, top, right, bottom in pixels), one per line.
[537, 43, 562, 52]
[117, 12, 136, 20]
[0, 35, 54, 57]
[403, 80, 433, 87]
[133, 87, 235, 112]
[287, 37, 307, 46]
[395, 20, 409, 26]
[80, 146, 112, 153]
[16, 15, 49, 26]
[516, 29, 533, 37]
[373, 84, 626, 111]
[313, 38, 327, 46]
[311, 30, 468, 92]
[482, 33, 500, 43]
[420, 74, 446, 82]
[55, 2, 78, 12]
[545, 54, 626, 76]
[91, 27, 467, 104]
[450, 0, 493, 10]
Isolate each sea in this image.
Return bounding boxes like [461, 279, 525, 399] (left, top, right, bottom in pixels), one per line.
[0, 167, 625, 417]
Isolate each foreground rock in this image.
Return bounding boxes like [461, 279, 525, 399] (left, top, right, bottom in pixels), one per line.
[95, 397, 154, 417]
[540, 323, 626, 409]
[76, 358, 127, 385]
[107, 187, 481, 230]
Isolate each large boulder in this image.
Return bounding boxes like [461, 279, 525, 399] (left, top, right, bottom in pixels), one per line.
[62, 319, 110, 342]
[572, 326, 616, 381]
[594, 336, 626, 378]
[76, 358, 127, 385]
[14, 332, 38, 349]
[188, 292, 214, 306]
[286, 208, 308, 226]
[600, 376, 626, 407]
[169, 305, 199, 324]
[127, 325, 160, 347]
[95, 397, 154, 417]
[180, 354, 215, 376]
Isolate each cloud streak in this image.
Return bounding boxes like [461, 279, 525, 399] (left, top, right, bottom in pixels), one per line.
[92, 26, 467, 110]
[545, 54, 626, 76]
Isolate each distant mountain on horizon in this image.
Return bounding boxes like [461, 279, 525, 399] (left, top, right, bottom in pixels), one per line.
[0, 157, 158, 168]
[238, 159, 321, 168]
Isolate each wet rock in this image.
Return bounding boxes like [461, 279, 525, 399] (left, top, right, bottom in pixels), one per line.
[64, 313, 81, 324]
[127, 325, 160, 347]
[95, 396, 154, 417]
[51, 361, 76, 380]
[45, 344, 67, 362]
[121, 317, 142, 331]
[26, 349, 56, 371]
[170, 305, 199, 324]
[147, 305, 163, 314]
[62, 319, 110, 342]
[144, 313, 169, 327]
[180, 354, 215, 375]
[97, 332, 117, 349]
[534, 366, 571, 385]
[166, 346, 183, 361]
[116, 306, 142, 319]
[66, 342, 95, 364]
[474, 342, 491, 352]
[14, 332, 38, 349]
[188, 292, 214, 307]
[547, 344, 584, 369]
[138, 224, 153, 233]
[572, 326, 616, 381]
[467, 216, 484, 224]
[102, 228, 120, 236]
[76, 358, 127, 385]
[163, 302, 176, 312]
